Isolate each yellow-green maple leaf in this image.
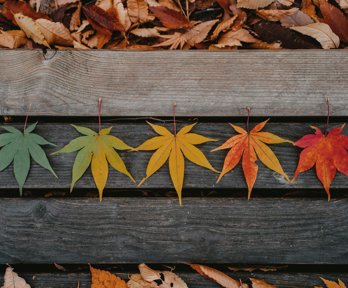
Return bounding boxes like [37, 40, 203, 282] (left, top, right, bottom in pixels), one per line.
[53, 125, 134, 200]
[136, 122, 218, 205]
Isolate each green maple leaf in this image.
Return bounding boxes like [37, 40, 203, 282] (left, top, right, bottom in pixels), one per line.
[0, 122, 57, 195]
[52, 125, 135, 201]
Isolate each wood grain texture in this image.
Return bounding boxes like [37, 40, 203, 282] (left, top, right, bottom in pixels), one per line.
[0, 50, 347, 117]
[1, 270, 347, 288]
[1, 198, 348, 264]
[1, 121, 347, 191]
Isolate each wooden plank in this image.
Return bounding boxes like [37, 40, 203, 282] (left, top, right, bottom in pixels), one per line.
[1, 270, 348, 288]
[1, 198, 348, 264]
[1, 121, 347, 191]
[0, 50, 347, 117]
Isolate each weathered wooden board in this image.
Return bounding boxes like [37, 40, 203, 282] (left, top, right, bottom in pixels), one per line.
[1, 198, 347, 264]
[0, 50, 347, 117]
[0, 121, 347, 191]
[1, 270, 347, 288]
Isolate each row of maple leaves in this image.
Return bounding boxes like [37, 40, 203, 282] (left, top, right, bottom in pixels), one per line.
[1, 101, 347, 205]
[2, 264, 346, 288]
[0, 0, 348, 49]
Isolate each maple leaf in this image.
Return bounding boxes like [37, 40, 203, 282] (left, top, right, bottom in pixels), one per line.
[53, 124, 135, 201]
[212, 119, 291, 199]
[90, 266, 128, 288]
[136, 121, 218, 205]
[0, 122, 57, 195]
[319, 278, 347, 288]
[1, 267, 31, 288]
[292, 125, 348, 200]
[191, 264, 248, 288]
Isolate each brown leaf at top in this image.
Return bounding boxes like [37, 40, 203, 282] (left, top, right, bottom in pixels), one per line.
[83, 3, 124, 32]
[280, 10, 314, 27]
[1, 267, 31, 288]
[0, 29, 27, 48]
[154, 19, 218, 49]
[149, 6, 190, 28]
[250, 278, 277, 288]
[290, 22, 340, 49]
[257, 8, 299, 22]
[191, 264, 248, 288]
[127, 0, 149, 23]
[253, 21, 320, 48]
[3, 0, 50, 23]
[90, 266, 128, 288]
[14, 13, 50, 47]
[319, 0, 348, 43]
[237, 0, 275, 9]
[36, 18, 73, 46]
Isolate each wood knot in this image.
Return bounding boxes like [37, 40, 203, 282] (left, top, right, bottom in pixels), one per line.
[33, 202, 47, 219]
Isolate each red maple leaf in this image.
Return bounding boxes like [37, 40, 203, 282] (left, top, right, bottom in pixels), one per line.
[292, 125, 348, 200]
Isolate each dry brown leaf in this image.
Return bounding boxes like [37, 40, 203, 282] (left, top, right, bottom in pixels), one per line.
[257, 8, 299, 21]
[128, 0, 149, 23]
[1, 267, 31, 288]
[127, 274, 158, 288]
[215, 28, 258, 47]
[301, 0, 318, 20]
[191, 264, 248, 288]
[70, 2, 81, 31]
[0, 29, 27, 48]
[155, 19, 218, 49]
[14, 13, 50, 47]
[36, 18, 73, 46]
[336, 0, 348, 9]
[250, 278, 277, 288]
[113, 0, 132, 31]
[280, 10, 314, 27]
[138, 264, 188, 288]
[84, 31, 111, 48]
[237, 0, 275, 9]
[290, 22, 340, 48]
[211, 15, 237, 39]
[131, 27, 161, 37]
[90, 266, 128, 288]
[73, 40, 90, 49]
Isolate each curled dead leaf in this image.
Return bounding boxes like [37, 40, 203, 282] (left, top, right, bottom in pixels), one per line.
[36, 18, 73, 46]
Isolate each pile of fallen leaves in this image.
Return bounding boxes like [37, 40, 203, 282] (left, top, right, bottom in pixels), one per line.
[2, 264, 347, 288]
[0, 0, 347, 49]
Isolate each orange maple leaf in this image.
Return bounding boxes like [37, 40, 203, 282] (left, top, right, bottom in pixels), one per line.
[212, 119, 291, 199]
[90, 266, 128, 288]
[292, 125, 348, 200]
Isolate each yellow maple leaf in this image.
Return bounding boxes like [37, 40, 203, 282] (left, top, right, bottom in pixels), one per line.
[53, 125, 135, 201]
[136, 121, 218, 205]
[90, 266, 128, 288]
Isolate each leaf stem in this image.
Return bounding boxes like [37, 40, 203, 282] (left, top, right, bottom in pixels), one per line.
[246, 106, 251, 132]
[173, 102, 177, 136]
[325, 97, 330, 135]
[24, 103, 32, 131]
[98, 97, 102, 134]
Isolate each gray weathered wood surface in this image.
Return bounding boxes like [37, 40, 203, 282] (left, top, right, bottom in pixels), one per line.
[1, 121, 347, 191]
[0, 50, 347, 117]
[1, 198, 347, 264]
[1, 270, 347, 288]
